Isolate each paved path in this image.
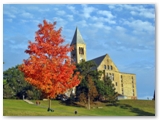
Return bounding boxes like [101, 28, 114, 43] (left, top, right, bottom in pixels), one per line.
[23, 99, 34, 104]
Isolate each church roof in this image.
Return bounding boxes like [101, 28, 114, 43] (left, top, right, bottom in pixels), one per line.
[89, 54, 107, 67]
[71, 27, 85, 45]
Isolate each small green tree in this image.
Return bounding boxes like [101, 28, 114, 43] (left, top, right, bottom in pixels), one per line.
[104, 77, 118, 104]
[87, 76, 98, 109]
[78, 76, 98, 109]
[75, 60, 99, 109]
[94, 80, 106, 101]
[3, 84, 15, 99]
[26, 90, 34, 100]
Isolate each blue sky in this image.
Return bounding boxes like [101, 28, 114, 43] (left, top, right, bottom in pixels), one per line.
[3, 4, 155, 100]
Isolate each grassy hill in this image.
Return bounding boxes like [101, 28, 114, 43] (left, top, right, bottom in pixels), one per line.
[3, 99, 155, 116]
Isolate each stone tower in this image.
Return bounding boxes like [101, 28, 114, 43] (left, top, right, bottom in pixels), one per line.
[70, 27, 86, 64]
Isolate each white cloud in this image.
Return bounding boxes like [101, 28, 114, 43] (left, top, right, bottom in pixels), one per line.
[122, 4, 140, 11]
[67, 5, 75, 11]
[130, 11, 137, 15]
[66, 15, 74, 21]
[139, 10, 155, 19]
[6, 19, 12, 22]
[90, 22, 111, 31]
[108, 5, 115, 9]
[102, 23, 155, 52]
[21, 12, 33, 18]
[26, 6, 50, 12]
[67, 5, 78, 14]
[32, 20, 41, 24]
[57, 10, 66, 16]
[82, 4, 96, 19]
[105, 18, 116, 24]
[116, 26, 126, 32]
[76, 20, 88, 27]
[92, 22, 104, 28]
[92, 16, 98, 21]
[20, 19, 28, 23]
[96, 10, 116, 24]
[123, 19, 155, 33]
[91, 16, 116, 24]
[130, 9, 155, 19]
[53, 17, 67, 27]
[98, 10, 115, 19]
[54, 7, 59, 11]
[4, 11, 16, 18]
[104, 26, 112, 31]
[122, 4, 155, 19]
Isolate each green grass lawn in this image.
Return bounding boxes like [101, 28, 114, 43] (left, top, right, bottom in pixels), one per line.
[3, 99, 155, 116]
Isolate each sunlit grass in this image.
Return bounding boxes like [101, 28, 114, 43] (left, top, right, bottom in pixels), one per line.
[3, 99, 155, 116]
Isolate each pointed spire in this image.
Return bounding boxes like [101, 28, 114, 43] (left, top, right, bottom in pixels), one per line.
[71, 27, 85, 45]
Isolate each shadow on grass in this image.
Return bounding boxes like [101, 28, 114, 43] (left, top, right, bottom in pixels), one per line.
[115, 104, 155, 116]
[59, 100, 85, 108]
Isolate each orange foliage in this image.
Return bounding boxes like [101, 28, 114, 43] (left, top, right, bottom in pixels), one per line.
[19, 20, 80, 99]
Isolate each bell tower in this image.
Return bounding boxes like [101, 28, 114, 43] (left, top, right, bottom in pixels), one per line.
[70, 27, 86, 64]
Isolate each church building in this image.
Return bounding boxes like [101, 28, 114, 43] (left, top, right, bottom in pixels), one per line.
[70, 27, 137, 99]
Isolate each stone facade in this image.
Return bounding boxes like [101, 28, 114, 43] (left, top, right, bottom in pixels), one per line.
[70, 27, 137, 99]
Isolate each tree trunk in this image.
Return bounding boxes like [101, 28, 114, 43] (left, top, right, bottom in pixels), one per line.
[48, 98, 51, 111]
[88, 94, 90, 110]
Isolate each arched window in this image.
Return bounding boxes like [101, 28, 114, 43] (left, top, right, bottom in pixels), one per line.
[79, 47, 84, 55]
[110, 65, 112, 70]
[107, 65, 109, 70]
[104, 65, 106, 69]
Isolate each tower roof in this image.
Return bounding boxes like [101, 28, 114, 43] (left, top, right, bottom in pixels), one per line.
[71, 27, 85, 45]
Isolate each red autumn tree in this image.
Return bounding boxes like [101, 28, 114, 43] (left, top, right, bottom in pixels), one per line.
[19, 20, 80, 111]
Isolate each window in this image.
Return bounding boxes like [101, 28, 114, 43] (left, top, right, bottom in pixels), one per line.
[122, 89, 124, 94]
[121, 75, 123, 78]
[112, 73, 114, 80]
[133, 89, 135, 96]
[108, 65, 110, 70]
[116, 82, 117, 86]
[79, 47, 84, 54]
[121, 84, 123, 87]
[104, 65, 106, 69]
[110, 65, 113, 70]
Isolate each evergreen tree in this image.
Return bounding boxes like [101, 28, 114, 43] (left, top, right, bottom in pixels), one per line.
[104, 77, 118, 104]
[75, 60, 99, 109]
[94, 80, 106, 101]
